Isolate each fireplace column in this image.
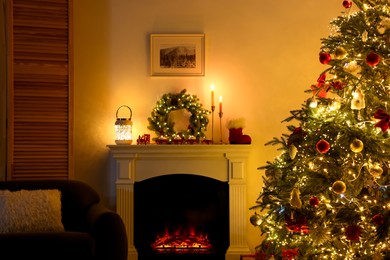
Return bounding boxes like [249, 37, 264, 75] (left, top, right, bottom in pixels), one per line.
[108, 145, 252, 260]
[225, 152, 252, 260]
[114, 155, 138, 260]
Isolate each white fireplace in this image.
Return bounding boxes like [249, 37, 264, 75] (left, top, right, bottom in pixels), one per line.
[107, 144, 252, 260]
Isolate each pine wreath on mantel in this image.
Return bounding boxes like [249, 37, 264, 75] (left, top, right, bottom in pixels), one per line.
[147, 89, 210, 143]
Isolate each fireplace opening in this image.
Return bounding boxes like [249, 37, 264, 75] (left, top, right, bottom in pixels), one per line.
[134, 174, 229, 260]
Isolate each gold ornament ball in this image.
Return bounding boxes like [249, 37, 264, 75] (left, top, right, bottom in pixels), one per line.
[350, 139, 364, 153]
[332, 180, 347, 194]
[369, 163, 383, 178]
[335, 47, 347, 59]
[250, 213, 262, 227]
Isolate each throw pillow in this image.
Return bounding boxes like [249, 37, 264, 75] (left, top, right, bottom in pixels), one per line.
[0, 189, 65, 233]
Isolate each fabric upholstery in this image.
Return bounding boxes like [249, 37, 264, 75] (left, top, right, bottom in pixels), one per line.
[0, 189, 64, 233]
[0, 180, 128, 260]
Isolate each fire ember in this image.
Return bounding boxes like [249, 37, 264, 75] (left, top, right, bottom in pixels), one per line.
[151, 226, 213, 254]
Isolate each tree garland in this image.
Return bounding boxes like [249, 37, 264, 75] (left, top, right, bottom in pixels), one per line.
[147, 89, 210, 143]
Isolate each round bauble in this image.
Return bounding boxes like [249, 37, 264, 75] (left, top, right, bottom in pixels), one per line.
[316, 139, 330, 154]
[332, 180, 347, 194]
[319, 52, 332, 64]
[369, 163, 383, 177]
[372, 214, 385, 226]
[366, 52, 380, 66]
[307, 97, 318, 108]
[350, 139, 364, 153]
[250, 213, 262, 227]
[342, 0, 352, 8]
[309, 196, 320, 207]
[335, 47, 347, 59]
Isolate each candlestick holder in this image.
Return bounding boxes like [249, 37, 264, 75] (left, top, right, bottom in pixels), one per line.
[219, 111, 223, 144]
[211, 105, 215, 143]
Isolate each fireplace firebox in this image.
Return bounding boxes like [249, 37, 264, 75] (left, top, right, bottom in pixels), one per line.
[134, 174, 229, 260]
[107, 144, 252, 260]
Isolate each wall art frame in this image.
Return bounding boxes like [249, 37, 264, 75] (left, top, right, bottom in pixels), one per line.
[150, 34, 205, 76]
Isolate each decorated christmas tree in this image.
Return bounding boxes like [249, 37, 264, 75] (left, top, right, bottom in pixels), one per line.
[250, 0, 390, 259]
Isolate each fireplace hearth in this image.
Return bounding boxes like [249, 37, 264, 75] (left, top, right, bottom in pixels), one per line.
[134, 174, 229, 260]
[108, 144, 252, 260]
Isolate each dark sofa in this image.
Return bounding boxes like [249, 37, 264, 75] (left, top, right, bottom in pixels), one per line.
[0, 180, 128, 260]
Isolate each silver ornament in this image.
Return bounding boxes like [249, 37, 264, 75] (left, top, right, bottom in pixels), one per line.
[250, 213, 262, 227]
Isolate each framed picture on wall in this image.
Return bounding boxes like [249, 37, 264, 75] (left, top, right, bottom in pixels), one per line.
[150, 34, 205, 76]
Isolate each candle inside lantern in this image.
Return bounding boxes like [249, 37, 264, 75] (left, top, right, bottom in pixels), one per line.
[211, 85, 215, 107]
[219, 96, 223, 113]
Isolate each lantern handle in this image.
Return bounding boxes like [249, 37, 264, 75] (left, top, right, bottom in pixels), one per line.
[116, 105, 132, 119]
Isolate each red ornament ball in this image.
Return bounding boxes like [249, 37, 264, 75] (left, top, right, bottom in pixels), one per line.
[372, 214, 385, 226]
[342, 0, 352, 8]
[319, 52, 332, 64]
[366, 52, 380, 66]
[309, 196, 320, 207]
[316, 139, 330, 154]
[345, 224, 362, 241]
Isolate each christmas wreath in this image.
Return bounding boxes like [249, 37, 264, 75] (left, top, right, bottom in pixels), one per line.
[147, 89, 210, 143]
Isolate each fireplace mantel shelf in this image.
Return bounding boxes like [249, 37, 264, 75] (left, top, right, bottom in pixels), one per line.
[107, 144, 251, 159]
[108, 144, 252, 260]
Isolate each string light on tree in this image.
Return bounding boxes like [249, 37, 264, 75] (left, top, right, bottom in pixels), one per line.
[250, 0, 390, 259]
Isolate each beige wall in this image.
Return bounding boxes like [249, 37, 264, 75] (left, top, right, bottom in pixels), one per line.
[73, 0, 342, 252]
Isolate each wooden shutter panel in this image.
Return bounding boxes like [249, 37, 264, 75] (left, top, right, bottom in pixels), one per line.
[7, 0, 73, 179]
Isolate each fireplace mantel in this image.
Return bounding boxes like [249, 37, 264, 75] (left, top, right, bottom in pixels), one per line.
[108, 144, 252, 260]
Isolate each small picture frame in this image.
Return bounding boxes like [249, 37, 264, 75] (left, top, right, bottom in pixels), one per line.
[150, 34, 205, 76]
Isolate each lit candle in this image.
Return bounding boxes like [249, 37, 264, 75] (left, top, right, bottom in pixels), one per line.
[211, 85, 215, 107]
[219, 96, 223, 113]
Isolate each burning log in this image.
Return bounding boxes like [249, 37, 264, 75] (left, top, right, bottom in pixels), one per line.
[152, 229, 213, 253]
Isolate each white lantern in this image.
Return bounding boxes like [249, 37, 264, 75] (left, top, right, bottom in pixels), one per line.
[115, 105, 133, 145]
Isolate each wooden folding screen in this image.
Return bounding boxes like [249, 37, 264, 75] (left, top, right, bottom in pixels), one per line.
[0, 0, 6, 180]
[7, 0, 73, 179]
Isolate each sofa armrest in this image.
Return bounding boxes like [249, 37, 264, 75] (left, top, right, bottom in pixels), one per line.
[86, 203, 128, 260]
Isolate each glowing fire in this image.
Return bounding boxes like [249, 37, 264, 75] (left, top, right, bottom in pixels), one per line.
[152, 226, 213, 253]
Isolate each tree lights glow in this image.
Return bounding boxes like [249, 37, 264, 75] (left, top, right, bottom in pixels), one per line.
[251, 0, 390, 259]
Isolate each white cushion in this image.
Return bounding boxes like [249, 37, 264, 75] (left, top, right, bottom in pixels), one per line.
[0, 189, 65, 233]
